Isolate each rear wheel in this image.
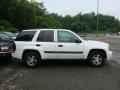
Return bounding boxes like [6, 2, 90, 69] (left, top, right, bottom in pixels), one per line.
[23, 52, 41, 68]
[88, 51, 105, 67]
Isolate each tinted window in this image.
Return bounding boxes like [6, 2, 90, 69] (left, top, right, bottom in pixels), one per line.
[37, 30, 54, 42]
[16, 31, 36, 41]
[58, 31, 79, 43]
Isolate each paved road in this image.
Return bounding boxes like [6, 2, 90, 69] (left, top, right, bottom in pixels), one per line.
[0, 37, 120, 90]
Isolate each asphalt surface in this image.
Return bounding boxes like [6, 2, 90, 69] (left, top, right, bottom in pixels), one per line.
[0, 36, 120, 90]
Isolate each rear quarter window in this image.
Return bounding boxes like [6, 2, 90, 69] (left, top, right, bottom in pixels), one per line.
[16, 31, 36, 41]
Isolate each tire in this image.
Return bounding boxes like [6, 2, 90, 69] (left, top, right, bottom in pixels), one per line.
[87, 51, 105, 67]
[23, 52, 41, 68]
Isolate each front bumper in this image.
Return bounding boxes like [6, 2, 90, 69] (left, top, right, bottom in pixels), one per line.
[106, 51, 112, 60]
[0, 52, 11, 57]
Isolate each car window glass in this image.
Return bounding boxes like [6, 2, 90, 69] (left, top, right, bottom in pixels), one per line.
[4, 32, 16, 37]
[58, 31, 79, 43]
[0, 33, 11, 39]
[16, 31, 36, 41]
[37, 30, 54, 42]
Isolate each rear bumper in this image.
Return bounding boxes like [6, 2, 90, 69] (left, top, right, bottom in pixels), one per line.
[106, 51, 112, 60]
[12, 51, 22, 60]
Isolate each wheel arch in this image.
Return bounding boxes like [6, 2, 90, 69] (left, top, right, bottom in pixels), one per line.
[22, 49, 41, 60]
[87, 49, 107, 59]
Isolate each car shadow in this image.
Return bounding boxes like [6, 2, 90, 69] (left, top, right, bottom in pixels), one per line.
[40, 60, 90, 68]
[0, 58, 12, 66]
[0, 58, 109, 69]
[13, 59, 91, 68]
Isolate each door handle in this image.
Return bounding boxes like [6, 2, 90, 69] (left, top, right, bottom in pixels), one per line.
[36, 44, 41, 46]
[58, 45, 63, 47]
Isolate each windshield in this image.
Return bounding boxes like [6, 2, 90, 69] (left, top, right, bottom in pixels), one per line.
[0, 33, 11, 39]
[4, 32, 16, 37]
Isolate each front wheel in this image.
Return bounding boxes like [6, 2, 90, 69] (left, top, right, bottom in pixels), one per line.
[88, 51, 105, 67]
[23, 52, 41, 68]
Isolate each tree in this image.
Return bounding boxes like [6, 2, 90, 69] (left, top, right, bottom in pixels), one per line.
[0, 0, 120, 33]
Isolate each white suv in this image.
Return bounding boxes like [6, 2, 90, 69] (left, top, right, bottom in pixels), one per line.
[12, 29, 112, 67]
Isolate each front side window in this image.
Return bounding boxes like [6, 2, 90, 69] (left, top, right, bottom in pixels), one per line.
[16, 31, 36, 41]
[37, 30, 54, 42]
[58, 31, 80, 43]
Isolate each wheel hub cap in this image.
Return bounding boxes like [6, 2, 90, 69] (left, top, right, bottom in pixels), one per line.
[92, 54, 102, 65]
[27, 55, 37, 67]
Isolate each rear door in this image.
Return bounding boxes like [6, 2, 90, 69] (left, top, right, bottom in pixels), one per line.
[36, 30, 57, 59]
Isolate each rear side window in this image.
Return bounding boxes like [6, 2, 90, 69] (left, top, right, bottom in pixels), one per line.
[37, 30, 54, 42]
[16, 31, 36, 41]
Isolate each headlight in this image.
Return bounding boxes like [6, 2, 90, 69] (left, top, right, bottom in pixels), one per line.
[0, 46, 9, 52]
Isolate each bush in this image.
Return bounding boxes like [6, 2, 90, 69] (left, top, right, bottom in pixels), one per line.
[0, 25, 5, 31]
[0, 20, 18, 32]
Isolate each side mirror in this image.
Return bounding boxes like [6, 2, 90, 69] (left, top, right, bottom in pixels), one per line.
[75, 39, 81, 43]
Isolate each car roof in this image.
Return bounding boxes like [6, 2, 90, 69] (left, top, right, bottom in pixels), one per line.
[22, 29, 70, 32]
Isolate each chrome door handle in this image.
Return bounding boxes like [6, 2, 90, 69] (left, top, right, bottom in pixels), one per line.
[36, 44, 41, 46]
[58, 45, 63, 47]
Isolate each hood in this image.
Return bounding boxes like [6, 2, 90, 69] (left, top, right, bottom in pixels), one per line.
[1, 38, 14, 44]
[85, 40, 109, 47]
[0, 42, 9, 47]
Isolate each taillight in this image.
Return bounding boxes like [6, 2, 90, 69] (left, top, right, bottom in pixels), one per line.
[12, 42, 16, 52]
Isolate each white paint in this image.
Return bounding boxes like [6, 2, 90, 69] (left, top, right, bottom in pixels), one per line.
[12, 29, 112, 60]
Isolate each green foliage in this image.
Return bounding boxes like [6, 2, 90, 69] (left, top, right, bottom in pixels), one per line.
[48, 12, 120, 33]
[0, 26, 5, 31]
[0, 0, 119, 33]
[43, 14, 62, 28]
[0, 0, 46, 30]
[0, 20, 18, 32]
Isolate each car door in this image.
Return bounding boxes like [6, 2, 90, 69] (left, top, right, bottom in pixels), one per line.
[36, 30, 57, 59]
[56, 30, 85, 59]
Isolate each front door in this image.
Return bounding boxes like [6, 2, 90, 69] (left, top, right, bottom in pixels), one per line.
[56, 31, 84, 59]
